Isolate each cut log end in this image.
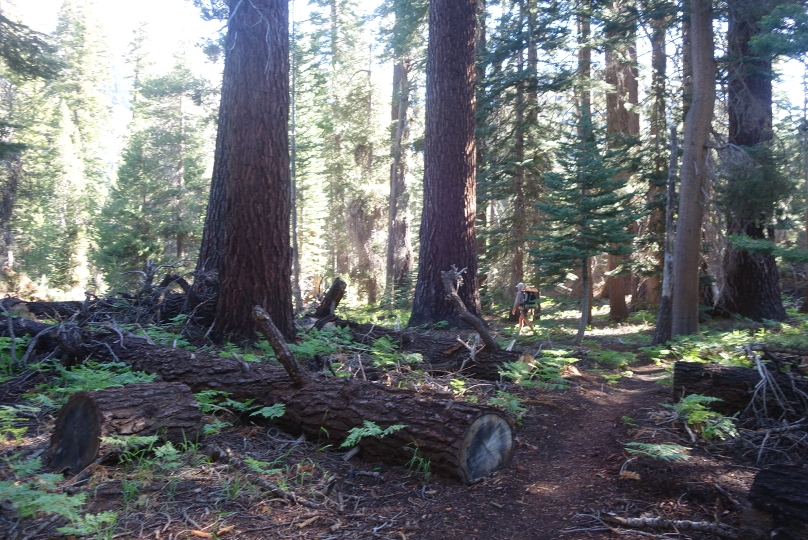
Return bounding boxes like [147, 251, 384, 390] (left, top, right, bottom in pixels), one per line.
[49, 393, 103, 473]
[458, 413, 513, 483]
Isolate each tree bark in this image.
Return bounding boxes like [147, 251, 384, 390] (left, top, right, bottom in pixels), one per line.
[673, 361, 808, 417]
[653, 127, 678, 345]
[671, 0, 714, 337]
[410, 0, 481, 328]
[718, 0, 785, 323]
[205, 0, 294, 342]
[49, 382, 202, 473]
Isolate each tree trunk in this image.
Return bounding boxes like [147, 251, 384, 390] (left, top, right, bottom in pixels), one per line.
[642, 7, 669, 307]
[653, 127, 678, 345]
[409, 0, 481, 328]
[30, 319, 513, 483]
[717, 0, 785, 323]
[49, 382, 202, 473]
[211, 0, 294, 342]
[672, 361, 808, 418]
[671, 0, 714, 337]
[386, 60, 414, 308]
[604, 0, 639, 321]
[312, 277, 347, 318]
[575, 256, 591, 346]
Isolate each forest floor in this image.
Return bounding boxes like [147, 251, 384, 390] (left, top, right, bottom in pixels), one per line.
[0, 303, 774, 539]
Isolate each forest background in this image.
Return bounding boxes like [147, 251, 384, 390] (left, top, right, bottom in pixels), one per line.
[2, 0, 808, 336]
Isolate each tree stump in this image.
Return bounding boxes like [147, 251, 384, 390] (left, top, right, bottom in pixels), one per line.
[312, 277, 347, 318]
[747, 464, 808, 539]
[49, 382, 202, 473]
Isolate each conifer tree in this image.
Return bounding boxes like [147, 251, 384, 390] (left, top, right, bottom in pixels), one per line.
[96, 58, 210, 290]
[531, 113, 640, 345]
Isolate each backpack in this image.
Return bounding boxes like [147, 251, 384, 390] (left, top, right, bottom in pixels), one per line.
[521, 288, 539, 309]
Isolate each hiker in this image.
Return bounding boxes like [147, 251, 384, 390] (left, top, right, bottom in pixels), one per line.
[512, 282, 534, 334]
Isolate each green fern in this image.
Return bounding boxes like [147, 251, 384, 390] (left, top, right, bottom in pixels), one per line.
[624, 442, 692, 462]
[668, 394, 738, 441]
[340, 421, 406, 448]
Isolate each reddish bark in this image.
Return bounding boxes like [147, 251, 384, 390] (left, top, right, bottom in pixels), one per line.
[410, 0, 480, 328]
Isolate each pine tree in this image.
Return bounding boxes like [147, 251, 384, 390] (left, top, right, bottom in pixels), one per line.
[96, 58, 210, 290]
[531, 113, 640, 345]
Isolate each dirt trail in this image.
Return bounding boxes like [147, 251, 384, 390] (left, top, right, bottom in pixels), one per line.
[406, 363, 674, 539]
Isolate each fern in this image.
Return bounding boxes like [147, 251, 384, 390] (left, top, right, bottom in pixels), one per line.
[340, 421, 406, 448]
[667, 394, 738, 441]
[624, 442, 692, 462]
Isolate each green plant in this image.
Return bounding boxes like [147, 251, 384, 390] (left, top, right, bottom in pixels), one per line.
[589, 349, 637, 369]
[251, 403, 286, 420]
[488, 391, 528, 422]
[668, 394, 738, 440]
[623, 442, 692, 462]
[371, 336, 423, 370]
[0, 456, 87, 523]
[406, 446, 432, 479]
[449, 378, 468, 396]
[56, 511, 118, 538]
[203, 419, 233, 435]
[52, 361, 156, 400]
[153, 441, 183, 470]
[498, 350, 576, 390]
[0, 335, 30, 379]
[340, 421, 406, 448]
[621, 416, 638, 427]
[0, 404, 38, 442]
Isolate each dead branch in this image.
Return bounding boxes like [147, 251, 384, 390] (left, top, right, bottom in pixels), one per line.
[601, 514, 739, 539]
[252, 306, 309, 387]
[440, 266, 499, 350]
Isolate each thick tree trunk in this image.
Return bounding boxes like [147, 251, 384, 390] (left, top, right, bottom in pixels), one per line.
[604, 3, 639, 321]
[49, 382, 202, 473]
[718, 0, 785, 322]
[671, 0, 714, 337]
[673, 361, 808, 418]
[410, 0, 480, 328]
[208, 0, 294, 342]
[28, 319, 512, 483]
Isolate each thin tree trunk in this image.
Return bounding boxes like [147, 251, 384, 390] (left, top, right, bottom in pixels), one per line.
[575, 256, 590, 346]
[671, 0, 714, 337]
[385, 61, 413, 308]
[654, 127, 678, 345]
[643, 8, 669, 306]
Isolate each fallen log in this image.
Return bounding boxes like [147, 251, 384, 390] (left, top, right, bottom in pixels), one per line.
[748, 464, 808, 539]
[673, 361, 808, 419]
[26, 316, 513, 483]
[50, 382, 203, 473]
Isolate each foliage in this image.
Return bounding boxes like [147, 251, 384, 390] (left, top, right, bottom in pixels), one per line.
[0, 335, 31, 380]
[667, 394, 739, 441]
[56, 510, 118, 538]
[289, 326, 356, 360]
[0, 404, 36, 442]
[589, 349, 637, 369]
[0, 456, 86, 523]
[340, 421, 406, 449]
[51, 361, 156, 399]
[488, 391, 528, 423]
[498, 350, 576, 389]
[623, 442, 692, 462]
[371, 336, 423, 370]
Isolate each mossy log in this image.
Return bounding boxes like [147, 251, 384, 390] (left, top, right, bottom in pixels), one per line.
[49, 382, 203, 473]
